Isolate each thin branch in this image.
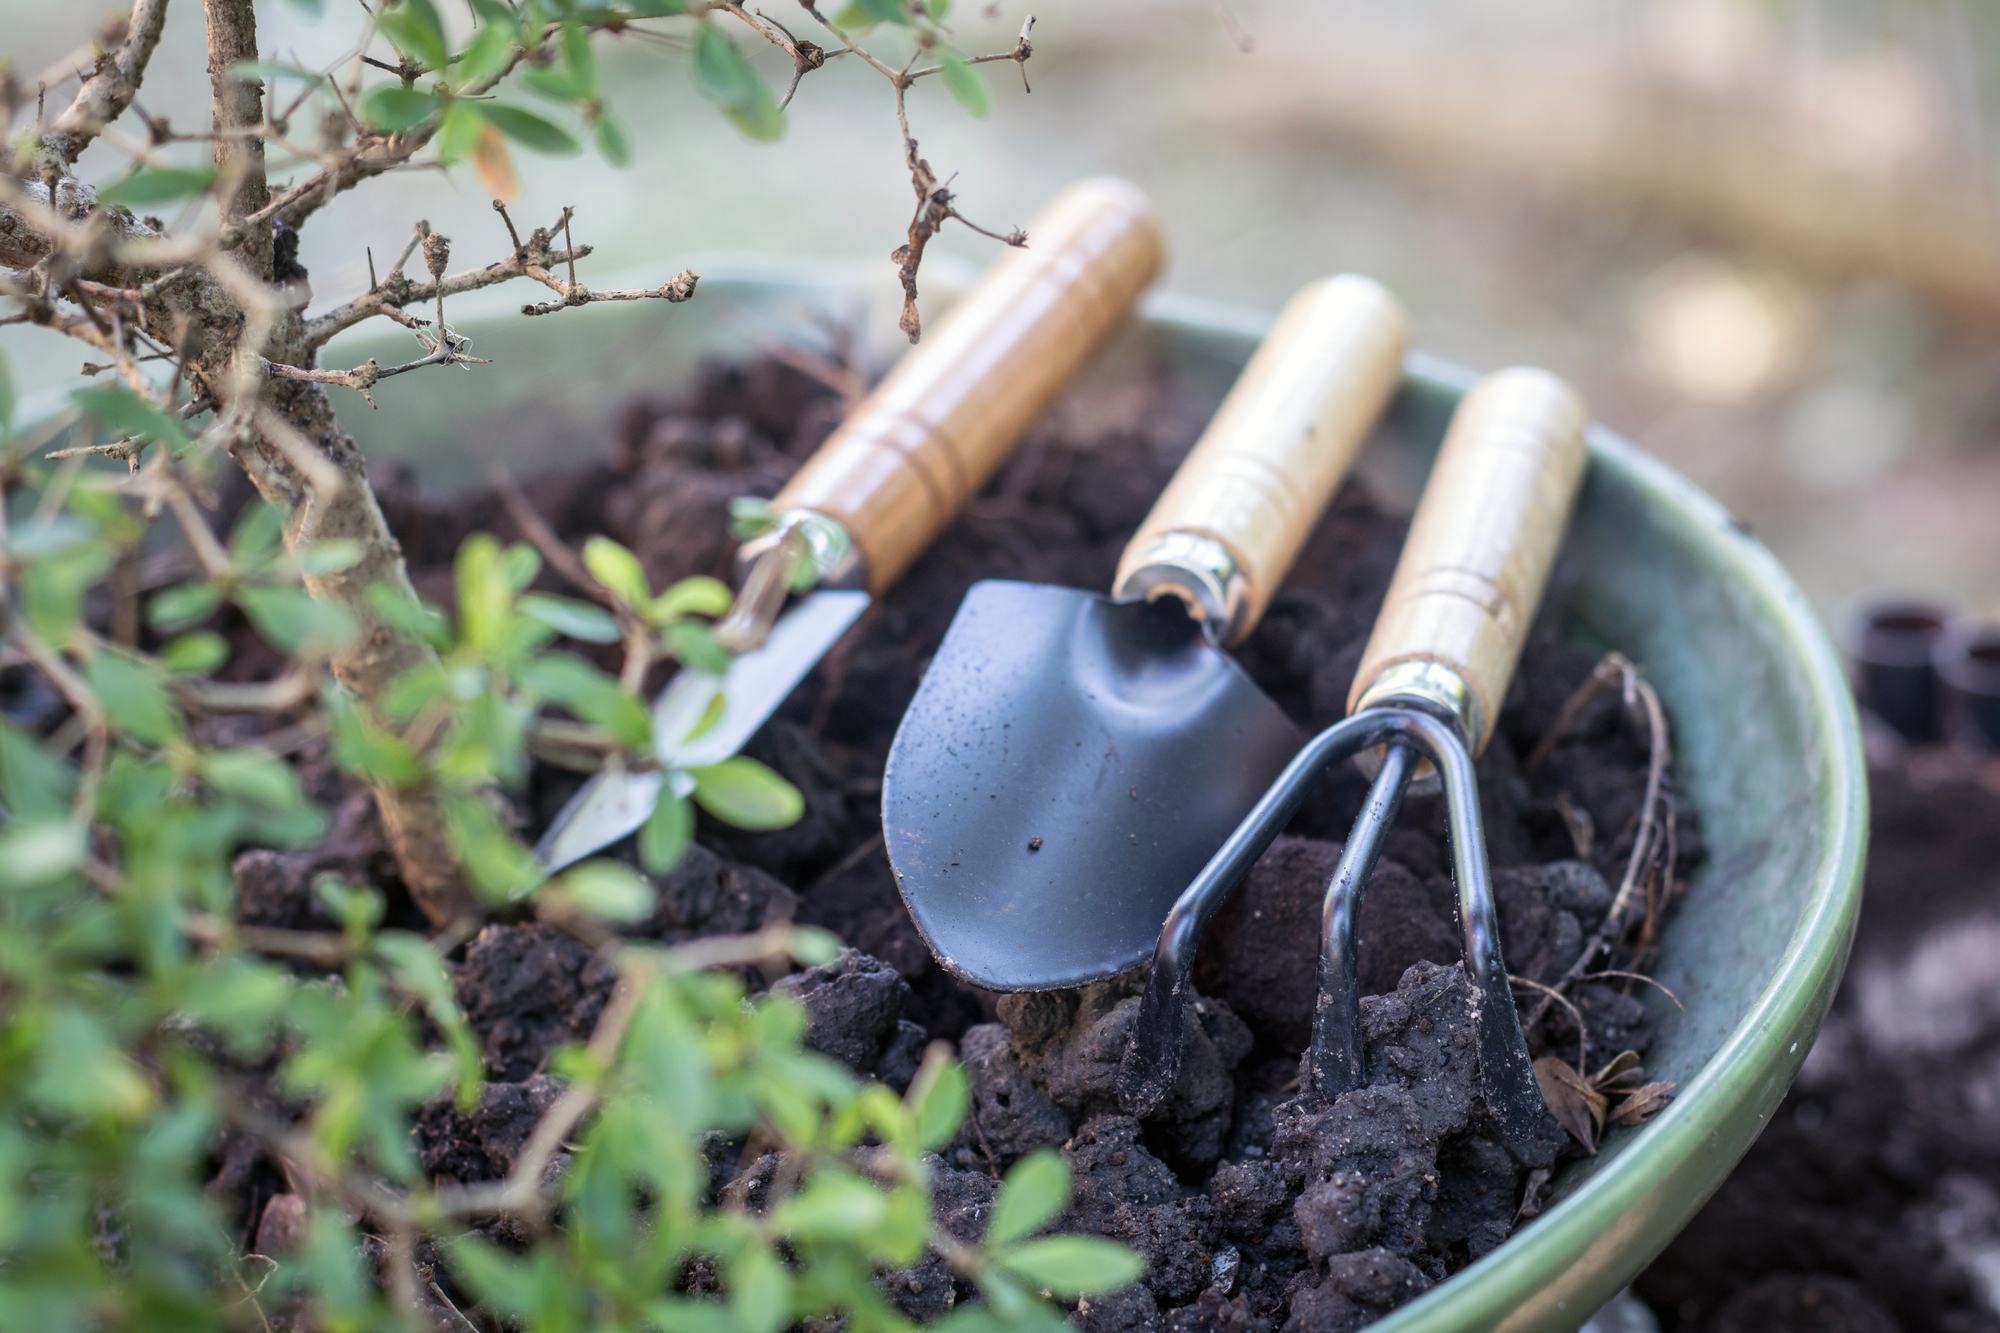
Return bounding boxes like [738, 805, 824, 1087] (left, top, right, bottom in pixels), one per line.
[43, 0, 173, 165]
[490, 468, 610, 605]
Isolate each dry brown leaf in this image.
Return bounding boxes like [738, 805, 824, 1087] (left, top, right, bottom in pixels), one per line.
[1534, 1055, 1607, 1154]
[1590, 1050, 1643, 1088]
[1608, 1080, 1677, 1128]
[474, 120, 520, 204]
[1515, 1165, 1553, 1221]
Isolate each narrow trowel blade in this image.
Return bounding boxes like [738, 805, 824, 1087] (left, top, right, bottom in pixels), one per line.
[535, 589, 871, 872]
[882, 580, 1304, 990]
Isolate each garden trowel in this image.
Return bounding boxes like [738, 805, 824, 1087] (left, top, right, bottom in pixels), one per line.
[882, 275, 1409, 990]
[536, 177, 1164, 872]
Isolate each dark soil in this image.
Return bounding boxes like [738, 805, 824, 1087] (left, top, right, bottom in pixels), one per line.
[215, 355, 1704, 1329]
[1634, 750, 2000, 1333]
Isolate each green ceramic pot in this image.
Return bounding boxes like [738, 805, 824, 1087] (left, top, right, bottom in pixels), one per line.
[323, 262, 1869, 1333]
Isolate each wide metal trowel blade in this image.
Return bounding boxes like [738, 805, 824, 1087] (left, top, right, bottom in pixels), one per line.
[883, 580, 1304, 990]
[536, 589, 871, 872]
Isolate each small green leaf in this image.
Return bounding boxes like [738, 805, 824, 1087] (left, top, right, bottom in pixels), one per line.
[940, 54, 990, 117]
[595, 112, 630, 167]
[0, 720, 77, 819]
[989, 1149, 1069, 1246]
[925, 0, 950, 16]
[654, 575, 734, 622]
[561, 21, 596, 88]
[160, 630, 229, 676]
[457, 21, 516, 86]
[82, 650, 181, 746]
[847, 0, 912, 25]
[582, 536, 650, 608]
[519, 593, 619, 643]
[688, 757, 803, 830]
[147, 581, 221, 631]
[231, 502, 285, 564]
[997, 1236, 1145, 1297]
[552, 861, 657, 923]
[238, 586, 359, 655]
[477, 102, 582, 155]
[831, 2, 880, 31]
[788, 926, 843, 967]
[357, 84, 442, 133]
[298, 540, 366, 575]
[625, 0, 690, 14]
[325, 688, 425, 786]
[728, 496, 775, 537]
[435, 98, 484, 163]
[664, 621, 731, 675]
[691, 22, 784, 141]
[775, 1168, 890, 1239]
[203, 748, 308, 810]
[443, 793, 543, 903]
[729, 1245, 792, 1333]
[0, 819, 87, 888]
[96, 166, 218, 206]
[377, 0, 450, 73]
[520, 66, 588, 102]
[72, 383, 195, 453]
[366, 583, 452, 650]
[639, 787, 692, 874]
[907, 1047, 967, 1152]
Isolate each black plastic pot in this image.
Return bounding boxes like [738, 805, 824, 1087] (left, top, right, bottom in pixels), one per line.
[1845, 600, 1952, 742]
[1936, 621, 2000, 751]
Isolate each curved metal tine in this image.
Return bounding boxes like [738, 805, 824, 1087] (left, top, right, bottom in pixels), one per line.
[1425, 717, 1549, 1150]
[1121, 711, 1390, 1115]
[1307, 740, 1416, 1100]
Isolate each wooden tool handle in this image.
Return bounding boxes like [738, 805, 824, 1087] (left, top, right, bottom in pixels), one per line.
[772, 178, 1163, 593]
[1111, 275, 1407, 645]
[1348, 367, 1589, 754]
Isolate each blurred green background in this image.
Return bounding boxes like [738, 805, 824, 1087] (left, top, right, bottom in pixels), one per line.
[8, 0, 2000, 620]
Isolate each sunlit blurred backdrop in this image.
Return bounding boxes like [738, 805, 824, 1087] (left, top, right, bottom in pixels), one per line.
[6, 0, 1999, 619]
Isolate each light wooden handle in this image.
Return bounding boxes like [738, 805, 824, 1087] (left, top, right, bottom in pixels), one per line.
[772, 178, 1163, 593]
[1111, 275, 1407, 645]
[1348, 367, 1589, 754]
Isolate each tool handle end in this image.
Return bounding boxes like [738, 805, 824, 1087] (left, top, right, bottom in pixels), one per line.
[1113, 274, 1408, 644]
[774, 177, 1163, 593]
[1347, 366, 1589, 753]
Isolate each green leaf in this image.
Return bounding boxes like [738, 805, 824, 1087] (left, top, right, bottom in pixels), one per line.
[203, 748, 308, 810]
[691, 22, 784, 142]
[561, 21, 596, 89]
[907, 1049, 966, 1152]
[520, 66, 588, 102]
[775, 1168, 890, 1240]
[654, 575, 734, 622]
[82, 650, 181, 746]
[0, 720, 77, 819]
[831, 2, 880, 31]
[160, 630, 229, 675]
[0, 819, 87, 888]
[848, 0, 913, 25]
[552, 861, 657, 923]
[688, 757, 803, 831]
[231, 501, 285, 564]
[435, 99, 483, 163]
[516, 653, 649, 747]
[325, 688, 424, 786]
[582, 536, 650, 608]
[989, 1150, 1068, 1246]
[940, 54, 990, 117]
[298, 540, 366, 576]
[664, 621, 731, 675]
[147, 581, 221, 631]
[377, 0, 450, 72]
[788, 926, 843, 967]
[925, 0, 950, 16]
[443, 793, 543, 902]
[639, 787, 692, 874]
[477, 102, 582, 155]
[519, 593, 619, 643]
[96, 166, 218, 207]
[357, 84, 442, 134]
[366, 582, 452, 650]
[729, 1245, 792, 1333]
[728, 496, 775, 537]
[238, 586, 359, 656]
[594, 112, 630, 167]
[997, 1235, 1145, 1297]
[625, 0, 691, 14]
[457, 21, 516, 86]
[72, 383, 195, 453]
[0, 350, 11, 433]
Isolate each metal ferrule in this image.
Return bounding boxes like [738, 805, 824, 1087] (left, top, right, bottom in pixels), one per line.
[1354, 659, 1481, 752]
[736, 508, 867, 590]
[1112, 532, 1247, 643]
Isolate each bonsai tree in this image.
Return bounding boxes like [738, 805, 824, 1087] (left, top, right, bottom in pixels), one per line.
[1, 0, 1032, 923]
[0, 3, 1142, 1328]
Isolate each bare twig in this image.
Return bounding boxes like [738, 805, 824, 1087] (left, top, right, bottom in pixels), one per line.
[43, 0, 173, 165]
